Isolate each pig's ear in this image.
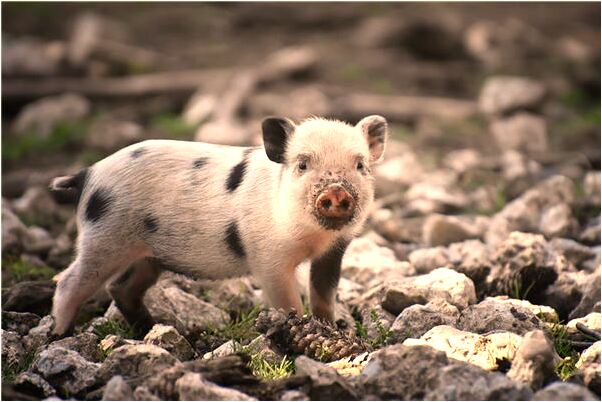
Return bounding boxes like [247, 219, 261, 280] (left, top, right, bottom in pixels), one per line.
[262, 117, 295, 164]
[357, 115, 388, 163]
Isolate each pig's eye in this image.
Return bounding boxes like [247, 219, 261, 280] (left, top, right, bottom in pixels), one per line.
[298, 160, 308, 172]
[356, 161, 365, 171]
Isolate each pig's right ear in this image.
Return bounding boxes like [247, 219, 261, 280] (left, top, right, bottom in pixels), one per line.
[262, 117, 295, 164]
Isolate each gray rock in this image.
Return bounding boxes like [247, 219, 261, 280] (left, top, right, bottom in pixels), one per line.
[294, 356, 357, 400]
[22, 226, 55, 255]
[542, 270, 588, 321]
[576, 341, 601, 395]
[13, 371, 56, 398]
[382, 268, 476, 315]
[133, 385, 161, 401]
[539, 203, 578, 238]
[479, 76, 546, 115]
[12, 186, 66, 229]
[33, 346, 100, 396]
[23, 315, 54, 350]
[390, 304, 456, 343]
[583, 171, 601, 205]
[175, 372, 256, 400]
[458, 297, 544, 335]
[408, 247, 449, 274]
[1, 329, 25, 368]
[102, 375, 133, 401]
[12, 93, 90, 138]
[357, 305, 395, 343]
[244, 334, 285, 365]
[3, 280, 56, 317]
[533, 382, 598, 400]
[280, 390, 310, 401]
[549, 238, 596, 267]
[143, 324, 195, 361]
[443, 148, 482, 173]
[490, 113, 547, 154]
[144, 285, 227, 337]
[202, 277, 261, 313]
[85, 118, 144, 152]
[507, 330, 560, 390]
[98, 344, 178, 384]
[48, 333, 101, 362]
[2, 311, 41, 336]
[569, 271, 601, 320]
[424, 362, 533, 400]
[500, 150, 541, 184]
[580, 216, 601, 245]
[2, 202, 28, 253]
[487, 232, 560, 303]
[203, 340, 240, 360]
[3, 36, 65, 76]
[422, 215, 480, 247]
[446, 239, 491, 290]
[46, 232, 74, 268]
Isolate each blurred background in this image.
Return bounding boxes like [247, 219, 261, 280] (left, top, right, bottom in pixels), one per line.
[1, 2, 600, 288]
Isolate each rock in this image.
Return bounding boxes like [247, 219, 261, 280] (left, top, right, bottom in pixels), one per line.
[144, 285, 227, 337]
[133, 385, 161, 401]
[569, 271, 601, 320]
[1, 329, 25, 368]
[33, 346, 100, 396]
[3, 36, 65, 76]
[486, 175, 575, 245]
[458, 297, 544, 335]
[382, 268, 476, 315]
[446, 240, 491, 290]
[583, 171, 601, 205]
[12, 93, 91, 138]
[542, 270, 589, 321]
[357, 305, 395, 342]
[98, 334, 141, 355]
[403, 325, 522, 371]
[23, 315, 54, 350]
[12, 186, 66, 229]
[22, 226, 55, 255]
[422, 214, 480, 247]
[195, 119, 253, 146]
[2, 280, 56, 317]
[404, 181, 469, 215]
[479, 76, 546, 115]
[567, 313, 601, 337]
[280, 390, 310, 401]
[408, 247, 448, 274]
[580, 216, 601, 245]
[337, 277, 365, 303]
[423, 361, 533, 400]
[48, 333, 101, 362]
[360, 344, 530, 399]
[500, 150, 541, 184]
[2, 311, 41, 336]
[143, 324, 195, 361]
[13, 371, 56, 399]
[327, 352, 372, 377]
[175, 372, 256, 400]
[374, 153, 425, 194]
[549, 238, 596, 267]
[490, 113, 548, 154]
[203, 340, 240, 360]
[85, 118, 144, 152]
[295, 355, 357, 400]
[102, 375, 133, 401]
[576, 341, 601, 395]
[390, 304, 456, 343]
[244, 335, 285, 365]
[443, 148, 482, 173]
[342, 237, 408, 288]
[98, 344, 178, 384]
[539, 203, 578, 238]
[487, 232, 561, 303]
[507, 330, 560, 389]
[202, 277, 261, 313]
[533, 382, 598, 400]
[46, 232, 74, 269]
[2, 202, 28, 253]
[487, 296, 558, 322]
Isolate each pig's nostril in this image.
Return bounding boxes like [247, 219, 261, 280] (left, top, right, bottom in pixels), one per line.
[322, 199, 332, 209]
[340, 199, 350, 210]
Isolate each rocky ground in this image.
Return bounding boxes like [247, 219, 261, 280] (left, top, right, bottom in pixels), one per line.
[2, 3, 601, 401]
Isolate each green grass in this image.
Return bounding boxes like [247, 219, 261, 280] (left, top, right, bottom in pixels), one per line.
[1, 349, 36, 383]
[150, 113, 196, 140]
[202, 306, 262, 347]
[510, 278, 536, 301]
[2, 256, 56, 286]
[92, 319, 135, 340]
[3, 119, 90, 162]
[248, 353, 294, 380]
[355, 308, 393, 348]
[549, 320, 581, 381]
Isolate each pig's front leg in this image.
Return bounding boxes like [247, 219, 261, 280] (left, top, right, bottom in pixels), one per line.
[309, 239, 350, 322]
[255, 262, 304, 316]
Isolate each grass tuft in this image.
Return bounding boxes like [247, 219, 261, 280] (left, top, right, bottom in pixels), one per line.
[356, 308, 393, 348]
[2, 256, 56, 286]
[1, 349, 36, 383]
[92, 319, 135, 340]
[248, 353, 294, 380]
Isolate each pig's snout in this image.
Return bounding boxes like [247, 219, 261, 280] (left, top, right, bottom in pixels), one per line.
[315, 184, 356, 219]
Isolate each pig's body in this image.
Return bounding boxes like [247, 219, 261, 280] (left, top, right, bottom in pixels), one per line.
[50, 116, 388, 337]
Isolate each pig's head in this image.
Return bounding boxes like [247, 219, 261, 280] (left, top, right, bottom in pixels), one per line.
[262, 115, 388, 233]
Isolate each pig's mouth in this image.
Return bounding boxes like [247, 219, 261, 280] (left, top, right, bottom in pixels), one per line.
[310, 179, 359, 231]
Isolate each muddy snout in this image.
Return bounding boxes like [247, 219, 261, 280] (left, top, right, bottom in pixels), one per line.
[315, 184, 356, 220]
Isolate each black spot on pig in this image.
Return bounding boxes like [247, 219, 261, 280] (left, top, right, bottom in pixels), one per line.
[193, 157, 208, 169]
[131, 148, 147, 159]
[85, 188, 113, 223]
[226, 148, 255, 192]
[225, 221, 245, 257]
[143, 214, 159, 233]
[310, 238, 350, 298]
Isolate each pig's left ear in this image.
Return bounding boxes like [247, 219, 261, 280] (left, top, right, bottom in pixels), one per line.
[262, 117, 296, 164]
[357, 115, 388, 163]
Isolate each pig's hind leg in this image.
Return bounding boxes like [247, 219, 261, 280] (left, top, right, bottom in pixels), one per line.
[106, 258, 161, 338]
[51, 236, 151, 337]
